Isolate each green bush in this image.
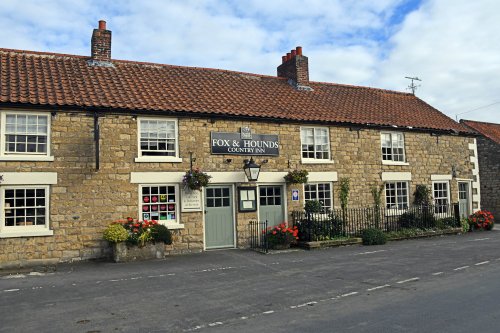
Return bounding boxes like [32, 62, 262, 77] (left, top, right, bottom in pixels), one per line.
[304, 200, 322, 214]
[361, 228, 387, 245]
[398, 210, 436, 229]
[460, 218, 470, 233]
[103, 224, 129, 243]
[437, 217, 457, 229]
[152, 224, 173, 244]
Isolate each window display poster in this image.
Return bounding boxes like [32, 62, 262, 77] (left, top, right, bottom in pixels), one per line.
[181, 188, 202, 212]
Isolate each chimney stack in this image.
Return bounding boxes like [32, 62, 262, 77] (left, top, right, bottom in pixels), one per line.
[90, 20, 112, 64]
[277, 46, 310, 90]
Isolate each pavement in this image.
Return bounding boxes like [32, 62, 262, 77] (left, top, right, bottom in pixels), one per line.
[1, 230, 500, 332]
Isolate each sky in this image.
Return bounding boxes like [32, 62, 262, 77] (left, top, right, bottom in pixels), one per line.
[0, 0, 498, 123]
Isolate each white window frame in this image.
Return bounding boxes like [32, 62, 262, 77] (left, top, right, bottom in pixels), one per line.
[138, 184, 183, 229]
[0, 111, 54, 161]
[432, 181, 451, 215]
[135, 117, 182, 163]
[0, 185, 53, 238]
[300, 126, 333, 163]
[303, 182, 333, 212]
[381, 132, 407, 165]
[384, 181, 409, 215]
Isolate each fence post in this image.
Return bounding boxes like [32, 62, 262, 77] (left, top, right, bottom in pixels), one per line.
[453, 203, 460, 226]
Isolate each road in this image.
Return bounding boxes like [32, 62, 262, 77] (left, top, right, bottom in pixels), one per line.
[1, 230, 500, 332]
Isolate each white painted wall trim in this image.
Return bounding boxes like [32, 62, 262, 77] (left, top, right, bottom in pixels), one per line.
[130, 172, 185, 184]
[381, 172, 412, 181]
[257, 172, 287, 183]
[431, 174, 452, 181]
[208, 172, 246, 183]
[469, 138, 481, 211]
[308, 172, 338, 182]
[0, 172, 57, 185]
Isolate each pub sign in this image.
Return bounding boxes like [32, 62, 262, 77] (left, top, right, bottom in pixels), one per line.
[211, 128, 279, 156]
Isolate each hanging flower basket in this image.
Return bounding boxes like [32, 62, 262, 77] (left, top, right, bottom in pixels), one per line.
[183, 169, 212, 191]
[284, 170, 308, 184]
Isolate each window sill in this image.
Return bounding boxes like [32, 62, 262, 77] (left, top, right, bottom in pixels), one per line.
[382, 160, 409, 166]
[301, 159, 334, 165]
[135, 156, 183, 163]
[164, 223, 184, 230]
[0, 229, 54, 238]
[0, 155, 55, 162]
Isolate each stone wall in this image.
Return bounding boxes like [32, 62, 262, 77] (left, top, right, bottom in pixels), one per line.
[0, 110, 476, 266]
[477, 136, 500, 218]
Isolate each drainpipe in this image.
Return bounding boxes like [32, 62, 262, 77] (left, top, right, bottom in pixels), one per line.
[94, 112, 100, 170]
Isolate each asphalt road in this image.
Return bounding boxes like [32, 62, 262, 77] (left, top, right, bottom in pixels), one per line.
[1, 230, 500, 333]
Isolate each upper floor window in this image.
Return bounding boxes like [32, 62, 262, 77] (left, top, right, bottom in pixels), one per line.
[0, 112, 53, 161]
[381, 132, 405, 163]
[136, 118, 181, 163]
[385, 181, 409, 210]
[301, 127, 330, 161]
[304, 183, 332, 212]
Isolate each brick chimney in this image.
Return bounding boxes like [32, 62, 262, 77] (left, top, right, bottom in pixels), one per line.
[277, 46, 311, 90]
[89, 20, 112, 66]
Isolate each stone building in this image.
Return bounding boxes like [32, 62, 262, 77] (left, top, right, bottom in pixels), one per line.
[461, 120, 499, 218]
[0, 21, 479, 267]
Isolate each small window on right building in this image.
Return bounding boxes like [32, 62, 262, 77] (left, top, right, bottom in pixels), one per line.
[381, 132, 405, 162]
[433, 181, 450, 214]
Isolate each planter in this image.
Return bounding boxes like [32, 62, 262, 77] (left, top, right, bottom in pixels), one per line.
[112, 242, 165, 263]
[270, 243, 291, 250]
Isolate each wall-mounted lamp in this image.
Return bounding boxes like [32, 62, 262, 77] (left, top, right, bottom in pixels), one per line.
[243, 157, 261, 182]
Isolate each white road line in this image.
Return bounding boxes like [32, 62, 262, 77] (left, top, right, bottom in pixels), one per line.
[340, 291, 359, 297]
[454, 266, 469, 271]
[396, 277, 419, 284]
[240, 316, 248, 320]
[354, 250, 387, 255]
[208, 322, 223, 327]
[469, 238, 490, 242]
[432, 272, 444, 276]
[367, 284, 390, 291]
[262, 310, 275, 314]
[3, 289, 20, 292]
[475, 261, 490, 266]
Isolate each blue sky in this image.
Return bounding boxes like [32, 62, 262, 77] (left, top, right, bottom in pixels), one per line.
[0, 0, 498, 123]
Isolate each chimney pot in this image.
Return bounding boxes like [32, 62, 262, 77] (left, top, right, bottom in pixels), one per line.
[286, 52, 291, 61]
[277, 46, 309, 88]
[296, 46, 302, 56]
[98, 20, 106, 30]
[291, 50, 297, 57]
[282, 55, 287, 64]
[91, 21, 112, 63]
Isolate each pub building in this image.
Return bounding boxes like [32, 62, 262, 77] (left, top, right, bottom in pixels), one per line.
[0, 21, 479, 266]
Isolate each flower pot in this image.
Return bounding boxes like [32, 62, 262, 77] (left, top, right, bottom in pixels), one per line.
[112, 242, 165, 263]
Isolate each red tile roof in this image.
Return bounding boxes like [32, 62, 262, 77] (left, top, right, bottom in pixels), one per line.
[461, 120, 500, 144]
[0, 48, 470, 134]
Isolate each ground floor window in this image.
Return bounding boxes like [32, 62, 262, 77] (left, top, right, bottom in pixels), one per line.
[304, 183, 332, 212]
[140, 184, 179, 224]
[433, 181, 450, 213]
[0, 185, 52, 237]
[385, 182, 409, 210]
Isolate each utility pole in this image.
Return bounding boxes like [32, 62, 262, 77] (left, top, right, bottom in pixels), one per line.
[405, 76, 422, 95]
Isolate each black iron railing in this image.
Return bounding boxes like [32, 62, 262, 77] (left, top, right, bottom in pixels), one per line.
[248, 220, 269, 253]
[291, 203, 460, 242]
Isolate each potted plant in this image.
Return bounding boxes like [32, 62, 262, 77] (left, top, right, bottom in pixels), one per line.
[263, 223, 299, 250]
[183, 168, 211, 191]
[468, 210, 495, 231]
[284, 170, 308, 184]
[103, 217, 173, 262]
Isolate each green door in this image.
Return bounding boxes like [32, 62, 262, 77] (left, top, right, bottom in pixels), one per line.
[205, 186, 234, 249]
[259, 186, 284, 227]
[458, 182, 470, 219]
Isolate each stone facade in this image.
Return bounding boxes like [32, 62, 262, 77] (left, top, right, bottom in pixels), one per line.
[476, 136, 500, 217]
[0, 109, 476, 267]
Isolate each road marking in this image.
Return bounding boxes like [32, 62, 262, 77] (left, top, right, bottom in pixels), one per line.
[354, 250, 386, 255]
[397, 277, 419, 284]
[367, 284, 390, 291]
[432, 272, 444, 276]
[208, 322, 223, 327]
[469, 238, 490, 242]
[454, 266, 469, 271]
[240, 316, 248, 320]
[3, 289, 20, 292]
[475, 261, 490, 266]
[262, 310, 275, 314]
[340, 292, 359, 297]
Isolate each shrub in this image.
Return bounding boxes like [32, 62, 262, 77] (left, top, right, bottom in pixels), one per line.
[361, 228, 387, 245]
[304, 200, 322, 214]
[103, 224, 129, 243]
[152, 224, 173, 244]
[264, 223, 298, 249]
[398, 210, 436, 229]
[436, 217, 457, 229]
[460, 218, 470, 233]
[468, 210, 495, 231]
